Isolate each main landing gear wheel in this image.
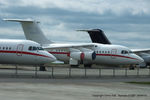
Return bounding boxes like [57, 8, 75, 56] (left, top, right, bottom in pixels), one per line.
[70, 65, 79, 68]
[84, 64, 92, 68]
[129, 65, 135, 70]
[39, 65, 47, 71]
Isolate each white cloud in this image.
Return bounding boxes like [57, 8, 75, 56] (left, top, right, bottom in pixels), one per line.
[0, 27, 24, 39]
[1, 0, 150, 15]
[42, 22, 91, 42]
[0, 0, 150, 48]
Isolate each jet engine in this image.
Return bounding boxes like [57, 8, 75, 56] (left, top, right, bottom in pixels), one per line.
[70, 51, 96, 61]
[142, 55, 150, 64]
[83, 51, 96, 60]
[70, 52, 83, 60]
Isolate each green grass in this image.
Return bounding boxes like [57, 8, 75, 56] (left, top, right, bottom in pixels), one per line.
[126, 82, 150, 85]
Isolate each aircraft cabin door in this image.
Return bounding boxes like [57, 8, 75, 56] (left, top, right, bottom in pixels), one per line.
[16, 44, 24, 56]
[111, 49, 117, 59]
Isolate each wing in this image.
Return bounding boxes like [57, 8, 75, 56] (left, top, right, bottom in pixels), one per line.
[43, 43, 97, 51]
[132, 48, 150, 54]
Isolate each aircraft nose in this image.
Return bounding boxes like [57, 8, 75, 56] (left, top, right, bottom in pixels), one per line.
[41, 52, 56, 63]
[37, 52, 56, 64]
[49, 54, 57, 62]
[135, 54, 144, 64]
[44, 52, 56, 62]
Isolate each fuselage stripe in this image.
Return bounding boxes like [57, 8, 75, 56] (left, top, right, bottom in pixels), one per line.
[49, 51, 138, 60]
[96, 54, 137, 60]
[0, 50, 50, 58]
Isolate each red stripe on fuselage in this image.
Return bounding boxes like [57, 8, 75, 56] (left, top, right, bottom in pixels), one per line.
[96, 54, 138, 60]
[49, 51, 138, 60]
[0, 50, 50, 58]
[49, 51, 70, 56]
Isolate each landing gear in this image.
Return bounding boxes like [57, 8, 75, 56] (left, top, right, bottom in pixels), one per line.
[39, 65, 47, 71]
[84, 64, 92, 68]
[70, 65, 79, 68]
[129, 65, 135, 70]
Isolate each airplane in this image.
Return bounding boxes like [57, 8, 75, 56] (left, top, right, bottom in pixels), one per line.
[3, 19, 144, 69]
[78, 29, 150, 68]
[0, 39, 56, 65]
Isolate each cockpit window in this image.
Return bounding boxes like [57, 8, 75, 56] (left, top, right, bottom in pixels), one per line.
[33, 46, 37, 50]
[121, 50, 129, 54]
[37, 47, 44, 50]
[129, 50, 133, 53]
[28, 46, 44, 51]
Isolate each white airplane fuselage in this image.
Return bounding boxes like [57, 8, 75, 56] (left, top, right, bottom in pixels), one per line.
[45, 43, 143, 65]
[3, 19, 144, 67]
[0, 39, 56, 65]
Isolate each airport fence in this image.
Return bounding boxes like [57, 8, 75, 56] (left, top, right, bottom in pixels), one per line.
[0, 65, 150, 78]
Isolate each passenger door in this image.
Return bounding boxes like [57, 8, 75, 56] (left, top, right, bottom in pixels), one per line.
[111, 49, 117, 59]
[16, 44, 24, 56]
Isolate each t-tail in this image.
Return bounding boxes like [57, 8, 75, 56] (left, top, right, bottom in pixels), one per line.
[3, 19, 52, 45]
[77, 29, 111, 44]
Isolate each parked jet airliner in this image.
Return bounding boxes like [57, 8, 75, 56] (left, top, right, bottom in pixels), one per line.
[4, 19, 144, 68]
[78, 29, 150, 68]
[0, 39, 56, 65]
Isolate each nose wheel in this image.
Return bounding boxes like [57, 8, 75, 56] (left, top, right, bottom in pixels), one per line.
[129, 65, 135, 70]
[39, 65, 47, 71]
[84, 64, 92, 68]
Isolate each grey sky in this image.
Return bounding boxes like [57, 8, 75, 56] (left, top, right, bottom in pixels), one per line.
[0, 0, 150, 48]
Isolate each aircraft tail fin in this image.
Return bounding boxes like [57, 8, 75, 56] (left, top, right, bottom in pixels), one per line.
[3, 19, 53, 45]
[77, 29, 111, 44]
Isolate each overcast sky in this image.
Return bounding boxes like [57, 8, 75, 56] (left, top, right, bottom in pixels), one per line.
[0, 0, 150, 48]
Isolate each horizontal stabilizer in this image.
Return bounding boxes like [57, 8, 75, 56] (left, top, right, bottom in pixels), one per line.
[3, 19, 39, 23]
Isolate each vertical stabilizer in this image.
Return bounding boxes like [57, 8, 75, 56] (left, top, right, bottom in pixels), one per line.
[3, 19, 52, 45]
[77, 29, 111, 44]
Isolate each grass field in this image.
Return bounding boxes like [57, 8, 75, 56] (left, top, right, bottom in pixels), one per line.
[127, 82, 150, 85]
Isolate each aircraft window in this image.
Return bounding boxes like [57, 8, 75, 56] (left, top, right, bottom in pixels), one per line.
[37, 47, 44, 50]
[105, 51, 107, 53]
[28, 46, 32, 50]
[33, 46, 37, 50]
[99, 51, 101, 54]
[108, 51, 110, 54]
[121, 50, 128, 54]
[9, 47, 11, 50]
[95, 45, 97, 47]
[125, 51, 128, 54]
[6, 47, 8, 50]
[102, 51, 104, 53]
[3, 47, 5, 50]
[129, 50, 133, 53]
[29, 46, 40, 51]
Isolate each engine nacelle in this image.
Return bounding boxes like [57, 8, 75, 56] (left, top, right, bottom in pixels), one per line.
[84, 51, 96, 60]
[70, 51, 96, 61]
[70, 52, 83, 60]
[142, 56, 150, 63]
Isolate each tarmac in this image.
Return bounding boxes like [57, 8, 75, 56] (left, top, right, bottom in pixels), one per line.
[0, 65, 150, 100]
